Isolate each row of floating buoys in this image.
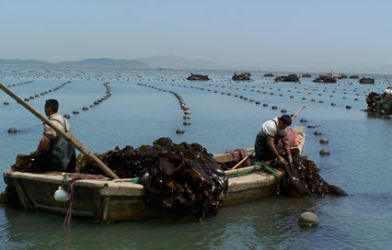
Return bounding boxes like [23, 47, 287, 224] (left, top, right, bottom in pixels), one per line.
[64, 82, 112, 119]
[22, 81, 71, 103]
[2, 80, 33, 105]
[6, 80, 34, 88]
[171, 83, 295, 116]
[300, 118, 331, 156]
[137, 83, 190, 134]
[188, 81, 362, 111]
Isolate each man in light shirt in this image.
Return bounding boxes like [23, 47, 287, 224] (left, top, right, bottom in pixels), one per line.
[37, 99, 76, 172]
[254, 115, 292, 165]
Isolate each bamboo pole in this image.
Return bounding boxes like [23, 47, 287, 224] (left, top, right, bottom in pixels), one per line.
[0, 82, 119, 179]
[291, 106, 306, 119]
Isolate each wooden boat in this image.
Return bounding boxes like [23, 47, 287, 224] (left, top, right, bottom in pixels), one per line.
[3, 127, 305, 223]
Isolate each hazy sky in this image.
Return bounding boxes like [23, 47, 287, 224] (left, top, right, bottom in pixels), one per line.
[1, 0, 392, 73]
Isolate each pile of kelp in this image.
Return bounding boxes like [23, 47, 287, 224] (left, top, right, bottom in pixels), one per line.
[81, 137, 228, 218]
[277, 153, 347, 197]
[313, 75, 337, 83]
[186, 73, 209, 81]
[365, 92, 392, 115]
[12, 151, 53, 172]
[232, 72, 252, 81]
[274, 74, 300, 82]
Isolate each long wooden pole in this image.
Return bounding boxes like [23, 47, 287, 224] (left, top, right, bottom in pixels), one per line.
[0, 82, 119, 179]
[291, 106, 306, 120]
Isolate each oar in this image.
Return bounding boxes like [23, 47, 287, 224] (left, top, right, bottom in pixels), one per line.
[0, 82, 119, 179]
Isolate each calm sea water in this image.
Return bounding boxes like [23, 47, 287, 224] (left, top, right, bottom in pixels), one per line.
[1, 67, 391, 249]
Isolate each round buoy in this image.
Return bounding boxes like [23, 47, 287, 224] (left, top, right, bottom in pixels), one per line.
[319, 138, 329, 144]
[313, 130, 322, 136]
[176, 128, 185, 134]
[346, 105, 352, 109]
[82, 106, 89, 111]
[319, 148, 330, 155]
[64, 114, 71, 119]
[3, 101, 10, 105]
[72, 110, 79, 115]
[307, 123, 316, 128]
[298, 212, 319, 228]
[7, 127, 18, 134]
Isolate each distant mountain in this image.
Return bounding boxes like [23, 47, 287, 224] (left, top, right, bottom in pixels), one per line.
[138, 55, 226, 70]
[0, 58, 149, 68]
[0, 56, 226, 70]
[0, 58, 47, 65]
[57, 58, 149, 68]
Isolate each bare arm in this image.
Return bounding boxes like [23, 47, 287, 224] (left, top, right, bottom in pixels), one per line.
[282, 136, 292, 162]
[266, 136, 280, 158]
[37, 135, 51, 152]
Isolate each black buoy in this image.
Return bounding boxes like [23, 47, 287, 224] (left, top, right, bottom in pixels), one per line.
[319, 138, 329, 144]
[3, 101, 10, 105]
[7, 127, 18, 134]
[313, 130, 322, 136]
[72, 110, 79, 115]
[319, 148, 330, 155]
[176, 128, 185, 134]
[346, 105, 352, 109]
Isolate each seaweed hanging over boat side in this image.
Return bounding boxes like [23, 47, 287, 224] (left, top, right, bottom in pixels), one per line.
[277, 154, 347, 197]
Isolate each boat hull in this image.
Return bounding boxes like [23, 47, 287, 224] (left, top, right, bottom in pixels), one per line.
[4, 167, 283, 222]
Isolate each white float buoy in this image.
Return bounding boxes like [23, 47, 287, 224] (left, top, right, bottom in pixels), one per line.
[298, 212, 319, 228]
[54, 186, 70, 202]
